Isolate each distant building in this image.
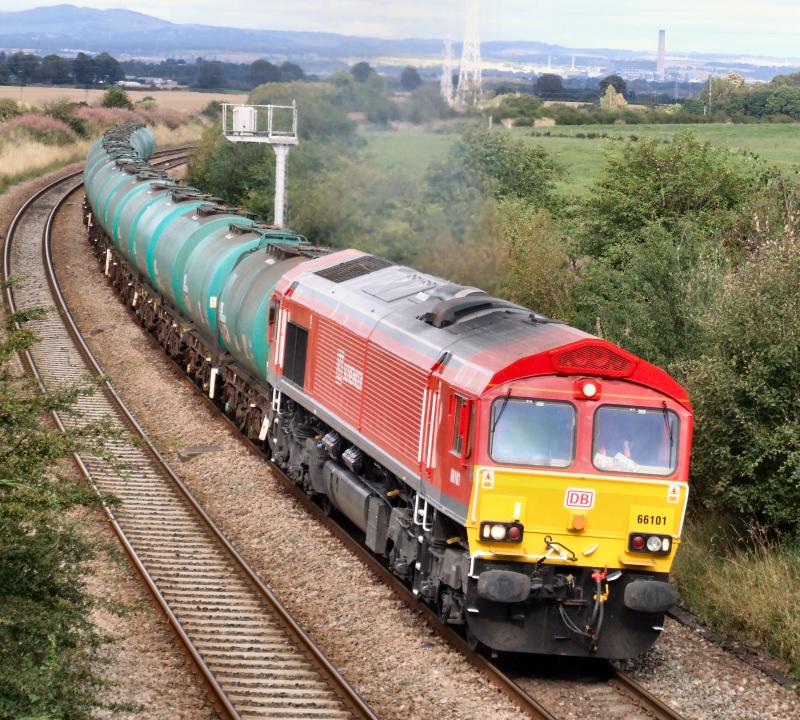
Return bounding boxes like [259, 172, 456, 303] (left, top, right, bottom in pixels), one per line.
[119, 76, 178, 89]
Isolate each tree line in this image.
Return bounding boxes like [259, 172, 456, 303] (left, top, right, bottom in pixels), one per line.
[0, 50, 124, 86]
[0, 50, 308, 90]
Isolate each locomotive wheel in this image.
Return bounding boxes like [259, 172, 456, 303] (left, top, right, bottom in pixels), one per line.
[465, 623, 485, 653]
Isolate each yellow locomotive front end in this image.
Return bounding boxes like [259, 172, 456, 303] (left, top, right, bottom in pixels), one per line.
[463, 372, 692, 658]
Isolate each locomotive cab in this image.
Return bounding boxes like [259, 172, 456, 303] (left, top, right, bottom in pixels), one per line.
[462, 349, 692, 658]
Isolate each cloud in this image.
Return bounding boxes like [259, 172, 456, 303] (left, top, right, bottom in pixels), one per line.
[1, 0, 798, 56]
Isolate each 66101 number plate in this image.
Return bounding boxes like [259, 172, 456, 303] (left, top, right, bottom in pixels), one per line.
[629, 506, 675, 532]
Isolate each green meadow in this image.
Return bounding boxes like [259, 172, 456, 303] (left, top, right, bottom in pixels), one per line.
[363, 123, 800, 197]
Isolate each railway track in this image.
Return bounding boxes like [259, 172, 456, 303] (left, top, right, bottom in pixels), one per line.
[60, 157, 691, 720]
[2, 154, 377, 720]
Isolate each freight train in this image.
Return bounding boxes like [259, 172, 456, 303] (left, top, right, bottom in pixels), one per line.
[83, 124, 692, 659]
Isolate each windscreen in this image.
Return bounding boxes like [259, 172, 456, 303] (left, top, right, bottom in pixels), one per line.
[489, 398, 576, 468]
[593, 405, 679, 476]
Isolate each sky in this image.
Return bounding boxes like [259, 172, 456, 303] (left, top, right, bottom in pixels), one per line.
[3, 1, 800, 58]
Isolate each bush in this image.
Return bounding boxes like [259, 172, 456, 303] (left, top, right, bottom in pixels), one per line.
[688, 222, 800, 531]
[101, 86, 133, 110]
[428, 125, 561, 209]
[489, 93, 544, 126]
[0, 113, 78, 145]
[135, 95, 158, 110]
[43, 99, 88, 137]
[582, 132, 762, 259]
[71, 106, 137, 131]
[399, 84, 453, 124]
[500, 200, 575, 319]
[201, 99, 222, 120]
[0, 304, 118, 718]
[0, 98, 21, 122]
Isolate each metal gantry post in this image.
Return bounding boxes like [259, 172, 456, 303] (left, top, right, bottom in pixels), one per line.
[221, 102, 299, 228]
[272, 144, 289, 228]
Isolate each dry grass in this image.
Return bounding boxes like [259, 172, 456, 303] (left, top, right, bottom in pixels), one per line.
[0, 138, 90, 179]
[0, 85, 247, 113]
[0, 124, 205, 195]
[672, 517, 800, 675]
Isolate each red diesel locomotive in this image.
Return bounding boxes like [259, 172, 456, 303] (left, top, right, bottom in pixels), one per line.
[85, 126, 692, 660]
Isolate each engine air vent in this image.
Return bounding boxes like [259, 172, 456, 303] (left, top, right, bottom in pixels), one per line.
[551, 340, 636, 378]
[315, 255, 392, 283]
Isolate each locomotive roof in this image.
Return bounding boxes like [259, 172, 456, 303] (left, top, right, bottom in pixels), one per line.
[281, 250, 690, 408]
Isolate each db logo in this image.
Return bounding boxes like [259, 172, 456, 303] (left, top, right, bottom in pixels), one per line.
[565, 488, 595, 510]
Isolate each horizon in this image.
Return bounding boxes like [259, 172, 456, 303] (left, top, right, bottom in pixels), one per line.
[0, 1, 798, 60]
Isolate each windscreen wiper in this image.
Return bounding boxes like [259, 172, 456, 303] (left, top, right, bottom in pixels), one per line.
[491, 387, 513, 435]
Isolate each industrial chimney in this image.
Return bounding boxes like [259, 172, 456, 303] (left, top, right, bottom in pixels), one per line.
[656, 29, 666, 80]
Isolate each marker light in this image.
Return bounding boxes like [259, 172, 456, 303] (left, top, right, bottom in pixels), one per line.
[631, 535, 646, 550]
[507, 525, 521, 541]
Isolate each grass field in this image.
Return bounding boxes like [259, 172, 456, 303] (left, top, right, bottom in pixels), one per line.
[0, 85, 247, 112]
[363, 123, 800, 197]
[362, 130, 454, 176]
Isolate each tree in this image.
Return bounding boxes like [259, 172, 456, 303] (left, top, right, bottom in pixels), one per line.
[501, 201, 575, 319]
[72, 52, 96, 85]
[248, 81, 356, 140]
[599, 84, 627, 110]
[598, 74, 627, 96]
[195, 60, 225, 89]
[771, 71, 800, 87]
[279, 61, 305, 82]
[39, 54, 71, 84]
[6, 52, 39, 85]
[350, 61, 375, 83]
[400, 66, 423, 91]
[701, 72, 746, 111]
[93, 51, 124, 84]
[533, 73, 564, 99]
[247, 58, 280, 87]
[101, 86, 133, 109]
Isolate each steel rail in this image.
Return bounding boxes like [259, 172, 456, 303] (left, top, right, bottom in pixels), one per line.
[609, 670, 686, 720]
[3, 159, 378, 720]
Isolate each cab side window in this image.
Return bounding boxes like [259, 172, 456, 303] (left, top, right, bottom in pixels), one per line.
[450, 394, 471, 459]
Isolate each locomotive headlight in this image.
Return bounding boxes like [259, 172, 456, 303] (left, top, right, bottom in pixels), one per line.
[646, 535, 663, 552]
[574, 378, 602, 400]
[490, 524, 507, 541]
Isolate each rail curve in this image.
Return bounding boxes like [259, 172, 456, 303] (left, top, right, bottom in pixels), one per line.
[2, 153, 378, 720]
